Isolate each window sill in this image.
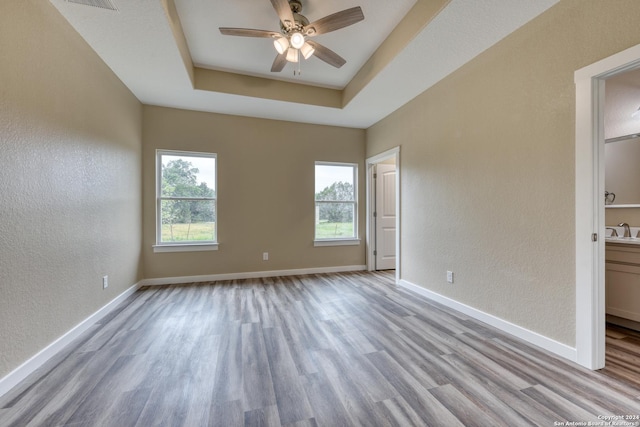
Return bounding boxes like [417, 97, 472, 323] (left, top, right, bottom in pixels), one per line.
[153, 243, 219, 253]
[314, 239, 360, 247]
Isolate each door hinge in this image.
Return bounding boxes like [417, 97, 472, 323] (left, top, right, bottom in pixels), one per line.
[373, 173, 377, 179]
[592, 233, 598, 242]
[373, 250, 377, 256]
[373, 211, 377, 217]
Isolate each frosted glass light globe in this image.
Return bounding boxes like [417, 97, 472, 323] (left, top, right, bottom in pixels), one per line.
[290, 32, 304, 49]
[274, 37, 289, 54]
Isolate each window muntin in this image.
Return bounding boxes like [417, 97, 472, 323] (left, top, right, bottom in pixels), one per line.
[315, 162, 357, 240]
[156, 150, 217, 245]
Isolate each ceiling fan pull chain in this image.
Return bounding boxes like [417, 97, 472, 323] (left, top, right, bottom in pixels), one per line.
[295, 50, 301, 76]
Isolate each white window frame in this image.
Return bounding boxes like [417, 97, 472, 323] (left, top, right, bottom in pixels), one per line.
[314, 161, 360, 247]
[154, 149, 218, 253]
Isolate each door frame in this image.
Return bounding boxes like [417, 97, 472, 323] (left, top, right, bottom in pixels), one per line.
[575, 43, 640, 369]
[366, 147, 401, 284]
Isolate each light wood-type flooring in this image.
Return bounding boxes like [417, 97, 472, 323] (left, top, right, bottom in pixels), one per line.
[1, 271, 640, 426]
[603, 323, 640, 389]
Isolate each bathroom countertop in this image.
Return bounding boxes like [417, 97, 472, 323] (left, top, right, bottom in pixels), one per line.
[606, 237, 640, 246]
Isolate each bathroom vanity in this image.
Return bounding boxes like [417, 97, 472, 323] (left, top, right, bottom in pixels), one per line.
[605, 240, 640, 330]
[604, 134, 640, 329]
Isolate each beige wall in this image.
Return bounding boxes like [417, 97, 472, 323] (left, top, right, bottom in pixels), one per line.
[606, 208, 640, 230]
[367, 0, 640, 346]
[142, 106, 366, 279]
[0, 1, 142, 379]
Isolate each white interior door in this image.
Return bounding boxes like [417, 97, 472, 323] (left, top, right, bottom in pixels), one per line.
[375, 163, 396, 270]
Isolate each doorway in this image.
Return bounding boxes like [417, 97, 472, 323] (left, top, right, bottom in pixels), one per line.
[575, 43, 640, 370]
[366, 147, 400, 284]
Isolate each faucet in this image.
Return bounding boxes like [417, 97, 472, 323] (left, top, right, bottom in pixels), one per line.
[618, 222, 631, 237]
[606, 227, 619, 237]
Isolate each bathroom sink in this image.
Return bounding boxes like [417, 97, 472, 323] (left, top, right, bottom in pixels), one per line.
[605, 236, 640, 245]
[605, 225, 640, 244]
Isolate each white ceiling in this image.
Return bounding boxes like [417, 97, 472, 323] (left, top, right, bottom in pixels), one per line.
[50, 0, 560, 129]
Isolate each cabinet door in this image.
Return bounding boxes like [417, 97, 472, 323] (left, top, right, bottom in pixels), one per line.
[606, 262, 640, 322]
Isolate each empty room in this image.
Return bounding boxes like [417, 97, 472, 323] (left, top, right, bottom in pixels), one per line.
[3, 0, 640, 425]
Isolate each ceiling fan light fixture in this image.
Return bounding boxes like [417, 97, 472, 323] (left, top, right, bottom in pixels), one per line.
[300, 42, 314, 59]
[218, 3, 365, 72]
[290, 32, 305, 49]
[273, 36, 289, 55]
[286, 48, 299, 63]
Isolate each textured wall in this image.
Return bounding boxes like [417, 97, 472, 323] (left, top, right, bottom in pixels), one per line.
[142, 106, 366, 279]
[0, 1, 142, 379]
[367, 0, 640, 346]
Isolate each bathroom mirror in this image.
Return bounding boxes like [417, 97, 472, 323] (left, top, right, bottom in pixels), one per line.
[605, 134, 640, 207]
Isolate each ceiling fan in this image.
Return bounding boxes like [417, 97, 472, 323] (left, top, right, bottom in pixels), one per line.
[219, 0, 364, 72]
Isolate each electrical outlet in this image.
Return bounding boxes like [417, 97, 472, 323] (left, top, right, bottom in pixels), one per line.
[446, 271, 454, 284]
[103, 275, 109, 289]
[263, 252, 269, 261]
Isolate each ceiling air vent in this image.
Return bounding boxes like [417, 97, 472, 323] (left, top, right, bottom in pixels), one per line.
[65, 0, 118, 11]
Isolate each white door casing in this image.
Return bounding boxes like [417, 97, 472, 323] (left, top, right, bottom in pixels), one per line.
[575, 42, 640, 370]
[366, 146, 400, 284]
[375, 163, 397, 270]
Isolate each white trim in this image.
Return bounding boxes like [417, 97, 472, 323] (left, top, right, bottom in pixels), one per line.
[574, 43, 640, 370]
[398, 279, 577, 362]
[313, 239, 360, 247]
[366, 147, 401, 165]
[140, 265, 367, 286]
[367, 164, 375, 271]
[366, 147, 401, 285]
[0, 282, 141, 399]
[605, 204, 640, 209]
[153, 243, 219, 253]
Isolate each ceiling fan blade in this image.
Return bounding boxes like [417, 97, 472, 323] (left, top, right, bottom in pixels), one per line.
[303, 6, 364, 36]
[270, 0, 295, 30]
[306, 41, 346, 68]
[219, 28, 280, 38]
[271, 52, 287, 72]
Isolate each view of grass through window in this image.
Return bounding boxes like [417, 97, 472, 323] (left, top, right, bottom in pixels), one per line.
[315, 163, 356, 240]
[159, 152, 216, 243]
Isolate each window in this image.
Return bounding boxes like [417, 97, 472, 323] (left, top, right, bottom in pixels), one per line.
[314, 162, 359, 245]
[155, 150, 217, 252]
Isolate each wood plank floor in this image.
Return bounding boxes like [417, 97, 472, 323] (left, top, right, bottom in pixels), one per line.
[603, 323, 640, 389]
[2, 271, 640, 426]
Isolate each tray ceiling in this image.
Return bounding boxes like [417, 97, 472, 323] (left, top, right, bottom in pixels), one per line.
[49, 0, 560, 128]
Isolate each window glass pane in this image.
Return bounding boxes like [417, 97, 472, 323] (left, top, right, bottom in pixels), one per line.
[161, 155, 216, 198]
[315, 203, 355, 239]
[161, 200, 216, 242]
[315, 165, 354, 201]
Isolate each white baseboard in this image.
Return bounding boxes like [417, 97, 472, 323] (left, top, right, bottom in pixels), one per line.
[398, 279, 578, 363]
[0, 282, 141, 399]
[140, 265, 367, 286]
